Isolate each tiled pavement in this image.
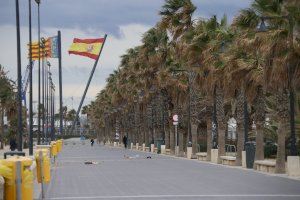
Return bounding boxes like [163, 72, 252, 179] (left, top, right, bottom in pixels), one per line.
[45, 141, 300, 200]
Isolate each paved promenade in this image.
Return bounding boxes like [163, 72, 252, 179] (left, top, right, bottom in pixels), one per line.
[45, 140, 300, 200]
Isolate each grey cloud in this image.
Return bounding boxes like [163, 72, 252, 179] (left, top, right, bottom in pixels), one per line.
[1, 0, 252, 37]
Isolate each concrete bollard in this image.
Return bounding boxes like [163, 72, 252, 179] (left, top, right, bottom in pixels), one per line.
[161, 145, 166, 154]
[211, 149, 219, 164]
[175, 146, 180, 156]
[287, 156, 300, 177]
[130, 143, 133, 149]
[142, 143, 145, 151]
[187, 147, 192, 159]
[113, 142, 117, 147]
[242, 151, 247, 168]
[151, 144, 155, 153]
[136, 143, 139, 150]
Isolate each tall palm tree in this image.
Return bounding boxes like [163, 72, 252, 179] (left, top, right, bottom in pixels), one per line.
[0, 65, 15, 148]
[160, 0, 196, 41]
[234, 0, 300, 170]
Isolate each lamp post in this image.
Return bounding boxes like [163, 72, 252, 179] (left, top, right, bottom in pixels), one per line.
[149, 86, 156, 145]
[134, 96, 138, 145]
[15, 0, 23, 151]
[28, 0, 33, 155]
[35, 0, 41, 145]
[258, 15, 297, 156]
[40, 37, 46, 143]
[50, 78, 55, 141]
[46, 62, 51, 143]
[138, 90, 145, 144]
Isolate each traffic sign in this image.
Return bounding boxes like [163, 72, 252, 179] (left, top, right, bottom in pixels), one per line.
[173, 121, 178, 126]
[173, 114, 178, 122]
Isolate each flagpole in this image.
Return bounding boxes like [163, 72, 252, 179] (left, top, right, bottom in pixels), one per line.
[58, 30, 63, 137]
[70, 34, 107, 135]
[36, 0, 41, 145]
[15, 0, 23, 151]
[28, 0, 33, 155]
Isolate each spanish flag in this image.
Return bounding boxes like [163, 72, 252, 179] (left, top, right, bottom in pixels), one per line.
[68, 38, 104, 60]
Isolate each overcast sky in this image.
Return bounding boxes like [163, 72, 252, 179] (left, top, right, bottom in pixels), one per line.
[0, 0, 252, 112]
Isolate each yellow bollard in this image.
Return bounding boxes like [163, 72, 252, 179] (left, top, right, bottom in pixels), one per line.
[56, 140, 62, 153]
[50, 142, 57, 157]
[0, 157, 33, 200]
[35, 149, 51, 184]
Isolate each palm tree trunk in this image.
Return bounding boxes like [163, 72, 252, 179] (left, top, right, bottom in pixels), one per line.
[255, 122, 265, 161]
[179, 128, 185, 153]
[217, 122, 226, 160]
[215, 86, 226, 161]
[165, 125, 170, 149]
[206, 117, 212, 161]
[0, 107, 4, 149]
[191, 123, 198, 154]
[235, 89, 245, 166]
[169, 124, 175, 153]
[275, 89, 289, 173]
[275, 122, 287, 173]
[253, 86, 266, 166]
[235, 121, 244, 166]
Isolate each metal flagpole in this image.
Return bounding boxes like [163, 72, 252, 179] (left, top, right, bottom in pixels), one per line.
[36, 0, 41, 145]
[42, 46, 45, 144]
[46, 62, 49, 143]
[58, 31, 63, 136]
[28, 0, 33, 155]
[70, 34, 108, 135]
[51, 83, 55, 141]
[15, 0, 23, 152]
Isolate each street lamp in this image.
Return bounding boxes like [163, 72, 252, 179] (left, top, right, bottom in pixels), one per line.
[40, 37, 46, 143]
[138, 90, 145, 144]
[149, 86, 156, 145]
[257, 15, 297, 156]
[46, 61, 51, 143]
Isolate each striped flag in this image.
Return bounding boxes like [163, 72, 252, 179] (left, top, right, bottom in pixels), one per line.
[68, 38, 104, 60]
[28, 36, 58, 60]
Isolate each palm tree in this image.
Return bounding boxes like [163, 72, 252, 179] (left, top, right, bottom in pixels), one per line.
[0, 65, 15, 148]
[160, 0, 196, 41]
[233, 0, 300, 171]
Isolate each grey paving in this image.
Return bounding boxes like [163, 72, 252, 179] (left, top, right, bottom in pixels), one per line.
[45, 141, 300, 200]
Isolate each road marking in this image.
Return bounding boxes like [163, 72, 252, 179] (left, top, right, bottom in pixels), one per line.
[48, 194, 300, 199]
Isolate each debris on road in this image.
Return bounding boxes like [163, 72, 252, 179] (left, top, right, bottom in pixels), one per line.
[123, 155, 152, 159]
[84, 161, 98, 165]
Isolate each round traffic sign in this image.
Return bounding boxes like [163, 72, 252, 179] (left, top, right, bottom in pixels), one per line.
[173, 114, 178, 122]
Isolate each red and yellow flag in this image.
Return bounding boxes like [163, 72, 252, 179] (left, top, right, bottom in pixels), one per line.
[28, 36, 59, 60]
[68, 38, 104, 60]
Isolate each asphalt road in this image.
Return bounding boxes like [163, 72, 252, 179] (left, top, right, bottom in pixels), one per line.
[45, 140, 300, 200]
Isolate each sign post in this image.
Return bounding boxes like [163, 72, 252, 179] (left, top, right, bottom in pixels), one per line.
[173, 115, 179, 156]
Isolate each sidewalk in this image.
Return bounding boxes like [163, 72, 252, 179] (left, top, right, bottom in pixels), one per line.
[45, 141, 300, 200]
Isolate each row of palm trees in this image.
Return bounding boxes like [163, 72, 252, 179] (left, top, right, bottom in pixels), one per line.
[86, 0, 300, 173]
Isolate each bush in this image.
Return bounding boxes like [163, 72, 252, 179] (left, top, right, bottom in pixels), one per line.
[264, 143, 277, 158]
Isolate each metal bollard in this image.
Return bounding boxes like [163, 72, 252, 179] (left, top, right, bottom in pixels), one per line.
[39, 151, 45, 199]
[15, 161, 22, 200]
